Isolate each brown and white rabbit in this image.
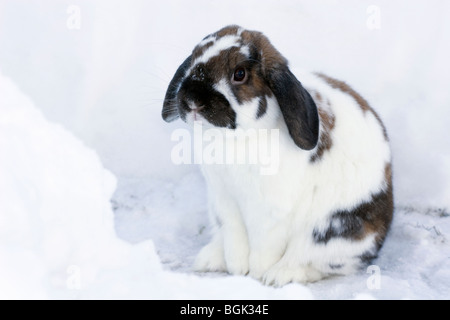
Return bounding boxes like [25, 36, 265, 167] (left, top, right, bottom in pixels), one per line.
[162, 25, 393, 286]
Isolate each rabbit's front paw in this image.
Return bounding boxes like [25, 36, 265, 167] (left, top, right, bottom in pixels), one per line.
[194, 240, 226, 273]
[262, 264, 324, 287]
[225, 249, 249, 276]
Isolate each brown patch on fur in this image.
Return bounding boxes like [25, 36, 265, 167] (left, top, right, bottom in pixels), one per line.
[312, 90, 323, 103]
[310, 104, 336, 163]
[191, 25, 241, 64]
[364, 164, 394, 248]
[192, 40, 215, 61]
[316, 73, 370, 112]
[315, 72, 389, 141]
[256, 96, 267, 119]
[215, 25, 241, 38]
[384, 163, 392, 184]
[240, 30, 287, 74]
[313, 163, 394, 252]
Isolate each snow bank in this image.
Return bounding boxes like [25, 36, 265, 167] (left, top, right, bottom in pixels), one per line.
[0, 71, 120, 298]
[0, 72, 313, 299]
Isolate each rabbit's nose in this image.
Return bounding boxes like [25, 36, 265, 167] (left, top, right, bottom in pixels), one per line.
[187, 100, 205, 112]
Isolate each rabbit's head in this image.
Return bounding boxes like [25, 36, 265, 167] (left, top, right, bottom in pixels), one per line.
[162, 25, 319, 150]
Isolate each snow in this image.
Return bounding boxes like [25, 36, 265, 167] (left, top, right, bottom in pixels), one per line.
[1, 0, 449, 299]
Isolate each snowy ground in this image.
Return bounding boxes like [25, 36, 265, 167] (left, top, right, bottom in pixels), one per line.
[113, 176, 450, 299]
[1, 0, 450, 299]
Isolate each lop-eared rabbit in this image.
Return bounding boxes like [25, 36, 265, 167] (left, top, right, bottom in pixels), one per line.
[162, 25, 393, 286]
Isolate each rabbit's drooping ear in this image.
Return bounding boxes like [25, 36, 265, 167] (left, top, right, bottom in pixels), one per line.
[162, 55, 192, 122]
[267, 66, 319, 150]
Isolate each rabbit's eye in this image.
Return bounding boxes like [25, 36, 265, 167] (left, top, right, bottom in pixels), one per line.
[233, 68, 247, 83]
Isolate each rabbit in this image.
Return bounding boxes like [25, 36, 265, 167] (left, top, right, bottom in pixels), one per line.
[162, 25, 393, 286]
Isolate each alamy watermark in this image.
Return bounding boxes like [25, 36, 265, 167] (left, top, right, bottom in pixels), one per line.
[366, 5, 381, 30]
[67, 265, 82, 290]
[366, 265, 381, 290]
[67, 5, 81, 30]
[171, 121, 280, 175]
